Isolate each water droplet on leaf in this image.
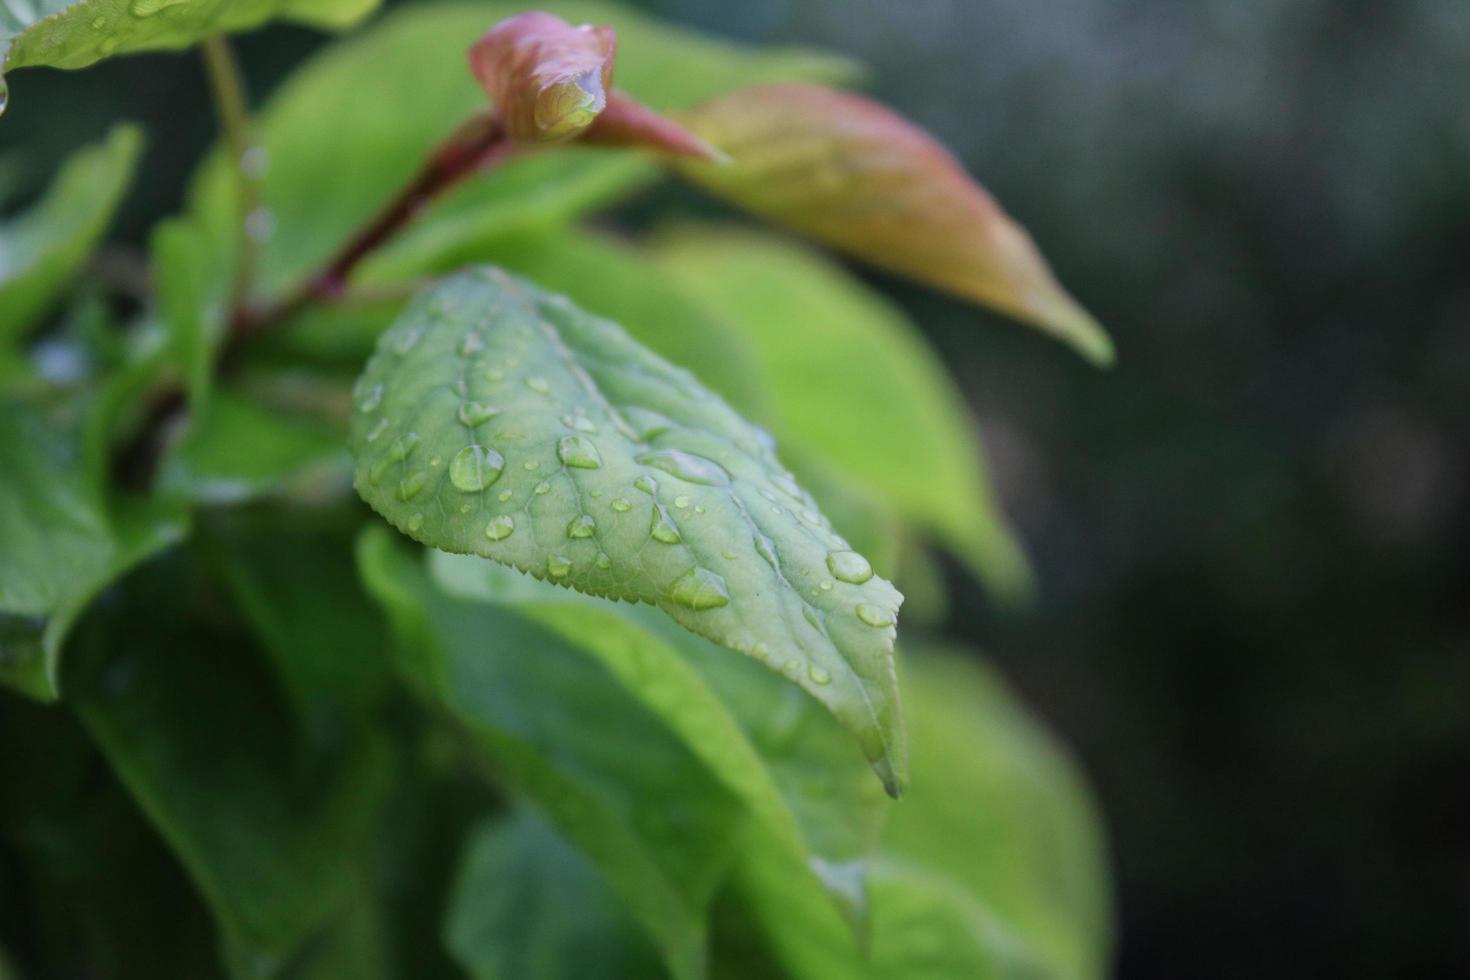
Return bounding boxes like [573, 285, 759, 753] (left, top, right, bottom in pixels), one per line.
[826, 550, 874, 585]
[856, 603, 894, 627]
[397, 471, 429, 501]
[548, 555, 572, 578]
[567, 514, 597, 539]
[485, 516, 515, 541]
[558, 434, 602, 469]
[651, 504, 681, 544]
[458, 401, 498, 427]
[669, 567, 730, 610]
[449, 445, 505, 491]
[636, 449, 730, 486]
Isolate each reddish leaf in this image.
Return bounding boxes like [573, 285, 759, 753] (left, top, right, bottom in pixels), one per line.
[673, 84, 1112, 364]
[468, 11, 616, 142]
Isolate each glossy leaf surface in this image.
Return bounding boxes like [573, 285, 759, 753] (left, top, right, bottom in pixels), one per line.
[350, 268, 907, 793]
[1, 0, 376, 73]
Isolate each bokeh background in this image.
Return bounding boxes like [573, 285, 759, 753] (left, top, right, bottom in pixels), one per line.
[4, 1, 1467, 977]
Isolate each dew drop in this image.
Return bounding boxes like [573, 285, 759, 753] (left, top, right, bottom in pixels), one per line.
[394, 323, 425, 354]
[558, 434, 602, 469]
[826, 550, 874, 585]
[130, 0, 188, 16]
[91, 15, 106, 28]
[635, 449, 729, 486]
[368, 458, 390, 485]
[650, 504, 681, 544]
[485, 515, 515, 541]
[751, 641, 771, 661]
[567, 514, 597, 539]
[364, 417, 390, 442]
[397, 471, 430, 501]
[694, 506, 706, 514]
[634, 475, 658, 495]
[548, 555, 572, 579]
[407, 513, 424, 533]
[356, 383, 384, 413]
[820, 580, 834, 591]
[611, 498, 632, 512]
[668, 567, 730, 610]
[674, 495, 690, 509]
[458, 401, 498, 427]
[497, 489, 513, 503]
[388, 432, 419, 462]
[753, 533, 779, 569]
[525, 375, 550, 394]
[562, 412, 598, 433]
[595, 552, 612, 569]
[856, 603, 894, 627]
[460, 332, 484, 356]
[449, 445, 505, 492]
[803, 605, 826, 634]
[808, 663, 832, 685]
[533, 481, 552, 495]
[523, 460, 540, 471]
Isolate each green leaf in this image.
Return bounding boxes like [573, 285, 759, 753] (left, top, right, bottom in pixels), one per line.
[445, 811, 662, 980]
[185, 0, 859, 297]
[152, 216, 220, 411]
[1, 0, 377, 74]
[429, 550, 891, 925]
[725, 648, 1114, 980]
[0, 125, 141, 344]
[350, 268, 907, 794]
[67, 553, 392, 979]
[474, 230, 769, 419]
[159, 389, 348, 504]
[655, 229, 1030, 600]
[357, 526, 743, 980]
[673, 84, 1113, 365]
[0, 391, 186, 701]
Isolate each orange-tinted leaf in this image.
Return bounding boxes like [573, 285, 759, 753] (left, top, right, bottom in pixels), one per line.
[674, 84, 1113, 364]
[582, 90, 727, 163]
[467, 11, 616, 143]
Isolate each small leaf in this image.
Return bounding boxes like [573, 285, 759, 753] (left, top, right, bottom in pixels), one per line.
[468, 11, 615, 142]
[1, 0, 378, 73]
[349, 268, 907, 794]
[0, 125, 141, 344]
[445, 811, 662, 980]
[654, 228, 1030, 599]
[673, 84, 1113, 364]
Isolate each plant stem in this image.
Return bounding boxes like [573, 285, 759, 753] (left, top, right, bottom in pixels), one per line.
[200, 34, 260, 306]
[230, 112, 510, 347]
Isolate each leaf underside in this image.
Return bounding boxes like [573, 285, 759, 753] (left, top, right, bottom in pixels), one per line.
[349, 267, 907, 794]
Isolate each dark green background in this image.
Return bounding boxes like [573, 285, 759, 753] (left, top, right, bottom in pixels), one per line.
[3, 1, 1467, 977]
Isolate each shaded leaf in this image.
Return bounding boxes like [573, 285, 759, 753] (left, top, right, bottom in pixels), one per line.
[1, 0, 377, 73]
[468, 10, 615, 142]
[349, 268, 907, 794]
[159, 390, 348, 504]
[67, 553, 392, 978]
[185, 0, 859, 297]
[0, 125, 141, 344]
[0, 392, 186, 701]
[724, 648, 1113, 980]
[445, 810, 662, 980]
[357, 526, 743, 980]
[655, 228, 1029, 599]
[429, 550, 891, 925]
[673, 84, 1113, 364]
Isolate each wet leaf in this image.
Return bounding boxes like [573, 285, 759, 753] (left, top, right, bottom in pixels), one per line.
[674, 84, 1113, 364]
[654, 228, 1030, 600]
[1, 0, 376, 73]
[349, 268, 907, 794]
